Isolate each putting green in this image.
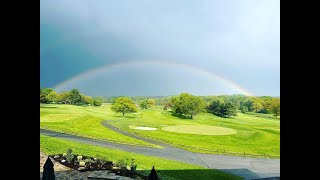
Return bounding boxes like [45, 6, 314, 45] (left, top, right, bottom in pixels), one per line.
[162, 125, 237, 135]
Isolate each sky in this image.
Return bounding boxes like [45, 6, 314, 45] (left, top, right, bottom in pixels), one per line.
[40, 0, 280, 97]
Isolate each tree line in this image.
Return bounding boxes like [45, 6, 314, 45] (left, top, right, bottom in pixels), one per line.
[168, 94, 280, 118]
[199, 95, 280, 116]
[40, 88, 102, 106]
[110, 93, 279, 119]
[105, 95, 280, 118]
[41, 89, 280, 118]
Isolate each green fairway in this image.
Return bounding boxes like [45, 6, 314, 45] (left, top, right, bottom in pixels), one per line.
[40, 104, 160, 148]
[108, 106, 280, 157]
[40, 103, 279, 157]
[40, 135, 241, 180]
[162, 125, 237, 135]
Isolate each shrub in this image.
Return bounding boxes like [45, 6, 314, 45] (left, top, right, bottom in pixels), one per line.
[130, 158, 137, 172]
[66, 148, 74, 163]
[93, 99, 102, 106]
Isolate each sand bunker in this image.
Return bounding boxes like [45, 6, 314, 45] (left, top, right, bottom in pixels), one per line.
[134, 126, 157, 130]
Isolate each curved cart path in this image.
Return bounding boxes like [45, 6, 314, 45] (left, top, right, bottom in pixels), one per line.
[40, 124, 280, 180]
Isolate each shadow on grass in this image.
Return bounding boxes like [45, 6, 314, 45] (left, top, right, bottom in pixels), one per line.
[169, 112, 192, 120]
[41, 169, 240, 180]
[40, 106, 58, 108]
[114, 115, 136, 118]
[218, 168, 280, 180]
[245, 112, 279, 119]
[167, 111, 239, 120]
[42, 168, 280, 180]
[115, 115, 135, 118]
[137, 169, 241, 180]
[139, 168, 279, 180]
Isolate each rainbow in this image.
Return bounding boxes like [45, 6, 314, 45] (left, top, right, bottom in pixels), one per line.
[53, 61, 253, 96]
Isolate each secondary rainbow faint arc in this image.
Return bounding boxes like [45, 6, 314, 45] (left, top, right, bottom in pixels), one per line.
[53, 61, 253, 96]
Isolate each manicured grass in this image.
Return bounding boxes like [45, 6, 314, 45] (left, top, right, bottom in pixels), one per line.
[162, 125, 237, 135]
[40, 135, 241, 180]
[108, 107, 280, 157]
[41, 103, 279, 157]
[40, 104, 160, 148]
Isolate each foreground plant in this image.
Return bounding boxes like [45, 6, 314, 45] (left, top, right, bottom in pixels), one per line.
[66, 148, 74, 163]
[130, 158, 137, 172]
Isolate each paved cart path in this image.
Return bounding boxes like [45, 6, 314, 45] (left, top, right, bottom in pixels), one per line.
[40, 125, 279, 180]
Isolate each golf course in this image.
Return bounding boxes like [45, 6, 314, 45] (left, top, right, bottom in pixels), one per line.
[40, 100, 280, 179]
[40, 1, 280, 178]
[40, 103, 279, 157]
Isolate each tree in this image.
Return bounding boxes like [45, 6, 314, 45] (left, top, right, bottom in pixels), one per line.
[109, 97, 118, 104]
[170, 96, 182, 116]
[269, 98, 280, 117]
[58, 91, 71, 104]
[92, 98, 102, 106]
[225, 96, 240, 110]
[94, 96, 107, 103]
[208, 100, 237, 118]
[260, 96, 272, 114]
[220, 102, 237, 118]
[163, 102, 172, 110]
[139, 100, 149, 109]
[40, 88, 53, 103]
[170, 93, 204, 119]
[147, 99, 156, 107]
[242, 99, 254, 112]
[207, 100, 222, 116]
[82, 95, 93, 105]
[40, 88, 103, 106]
[252, 99, 263, 113]
[155, 97, 170, 106]
[46, 91, 59, 103]
[69, 89, 83, 105]
[139, 99, 156, 109]
[187, 96, 205, 119]
[241, 106, 248, 113]
[111, 97, 138, 116]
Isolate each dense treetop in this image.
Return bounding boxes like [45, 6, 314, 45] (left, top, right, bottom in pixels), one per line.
[40, 88, 102, 106]
[111, 97, 138, 116]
